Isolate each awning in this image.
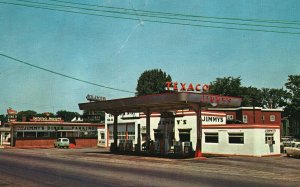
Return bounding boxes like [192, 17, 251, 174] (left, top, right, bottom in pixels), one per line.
[79, 92, 242, 114]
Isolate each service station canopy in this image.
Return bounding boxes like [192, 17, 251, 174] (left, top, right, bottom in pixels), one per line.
[78, 92, 242, 114]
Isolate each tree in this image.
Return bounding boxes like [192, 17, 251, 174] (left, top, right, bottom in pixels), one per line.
[261, 88, 289, 109]
[240, 86, 263, 107]
[56, 110, 80, 122]
[284, 75, 300, 138]
[17, 110, 37, 122]
[136, 69, 172, 96]
[209, 76, 242, 97]
[0, 114, 8, 124]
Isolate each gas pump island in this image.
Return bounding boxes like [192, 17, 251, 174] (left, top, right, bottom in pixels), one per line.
[79, 83, 241, 158]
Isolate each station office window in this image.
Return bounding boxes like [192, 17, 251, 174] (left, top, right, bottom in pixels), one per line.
[242, 115, 248, 123]
[270, 115, 276, 122]
[205, 133, 219, 143]
[226, 115, 234, 120]
[228, 133, 244, 144]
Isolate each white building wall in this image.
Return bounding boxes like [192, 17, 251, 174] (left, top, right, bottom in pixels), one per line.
[202, 128, 280, 156]
[104, 111, 280, 156]
[105, 112, 140, 147]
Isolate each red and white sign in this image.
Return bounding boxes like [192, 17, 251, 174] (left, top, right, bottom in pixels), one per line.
[165, 82, 209, 92]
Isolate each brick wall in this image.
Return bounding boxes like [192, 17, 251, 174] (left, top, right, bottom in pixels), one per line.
[14, 138, 98, 148]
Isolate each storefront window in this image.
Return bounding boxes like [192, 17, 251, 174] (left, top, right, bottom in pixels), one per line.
[37, 132, 49, 138]
[16, 132, 23, 138]
[118, 131, 126, 140]
[205, 133, 219, 143]
[50, 132, 60, 138]
[66, 132, 78, 137]
[128, 131, 135, 140]
[24, 132, 36, 138]
[228, 133, 244, 144]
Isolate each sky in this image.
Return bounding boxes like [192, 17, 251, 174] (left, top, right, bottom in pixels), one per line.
[0, 0, 299, 115]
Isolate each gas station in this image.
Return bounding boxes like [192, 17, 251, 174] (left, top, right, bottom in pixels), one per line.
[79, 92, 242, 157]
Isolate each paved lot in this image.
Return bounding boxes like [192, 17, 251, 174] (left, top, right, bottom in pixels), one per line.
[0, 147, 299, 187]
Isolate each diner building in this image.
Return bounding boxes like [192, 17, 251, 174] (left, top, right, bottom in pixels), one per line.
[3, 109, 103, 148]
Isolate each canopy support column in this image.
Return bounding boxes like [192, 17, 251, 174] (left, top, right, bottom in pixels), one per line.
[145, 109, 151, 151]
[112, 112, 119, 152]
[191, 104, 203, 157]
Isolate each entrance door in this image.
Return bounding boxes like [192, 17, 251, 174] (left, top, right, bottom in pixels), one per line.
[98, 129, 106, 146]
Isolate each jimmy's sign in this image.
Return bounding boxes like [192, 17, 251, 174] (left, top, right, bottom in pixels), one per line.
[165, 82, 209, 92]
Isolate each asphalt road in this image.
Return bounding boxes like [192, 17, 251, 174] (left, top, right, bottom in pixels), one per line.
[0, 148, 299, 187]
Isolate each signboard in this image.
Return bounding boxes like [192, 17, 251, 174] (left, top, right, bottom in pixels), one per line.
[30, 117, 63, 122]
[15, 125, 97, 131]
[155, 115, 226, 126]
[176, 115, 226, 125]
[86, 94, 106, 102]
[7, 108, 17, 122]
[165, 82, 209, 92]
[265, 129, 276, 133]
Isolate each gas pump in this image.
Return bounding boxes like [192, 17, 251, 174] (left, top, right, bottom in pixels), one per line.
[173, 141, 181, 154]
[181, 142, 192, 156]
[154, 141, 160, 153]
[154, 131, 164, 154]
[118, 139, 125, 152]
[125, 140, 133, 152]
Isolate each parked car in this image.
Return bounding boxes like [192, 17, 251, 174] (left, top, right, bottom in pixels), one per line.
[54, 138, 70, 148]
[281, 136, 296, 147]
[284, 142, 300, 158]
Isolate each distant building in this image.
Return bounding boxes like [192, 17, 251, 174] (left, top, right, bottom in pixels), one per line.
[2, 108, 104, 148]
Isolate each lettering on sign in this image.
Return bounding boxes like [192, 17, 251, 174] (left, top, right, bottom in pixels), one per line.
[14, 125, 97, 132]
[265, 129, 276, 133]
[165, 82, 209, 92]
[176, 119, 187, 125]
[200, 95, 232, 105]
[202, 116, 224, 123]
[31, 117, 62, 122]
[86, 94, 106, 101]
[176, 116, 226, 125]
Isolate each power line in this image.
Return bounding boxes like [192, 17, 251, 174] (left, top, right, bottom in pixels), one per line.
[0, 53, 135, 94]
[11, 0, 300, 31]
[1, 1, 300, 35]
[48, 0, 300, 26]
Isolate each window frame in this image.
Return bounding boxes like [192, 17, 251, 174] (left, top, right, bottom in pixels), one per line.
[204, 132, 219, 143]
[228, 133, 244, 144]
[270, 115, 276, 122]
[242, 115, 248, 123]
